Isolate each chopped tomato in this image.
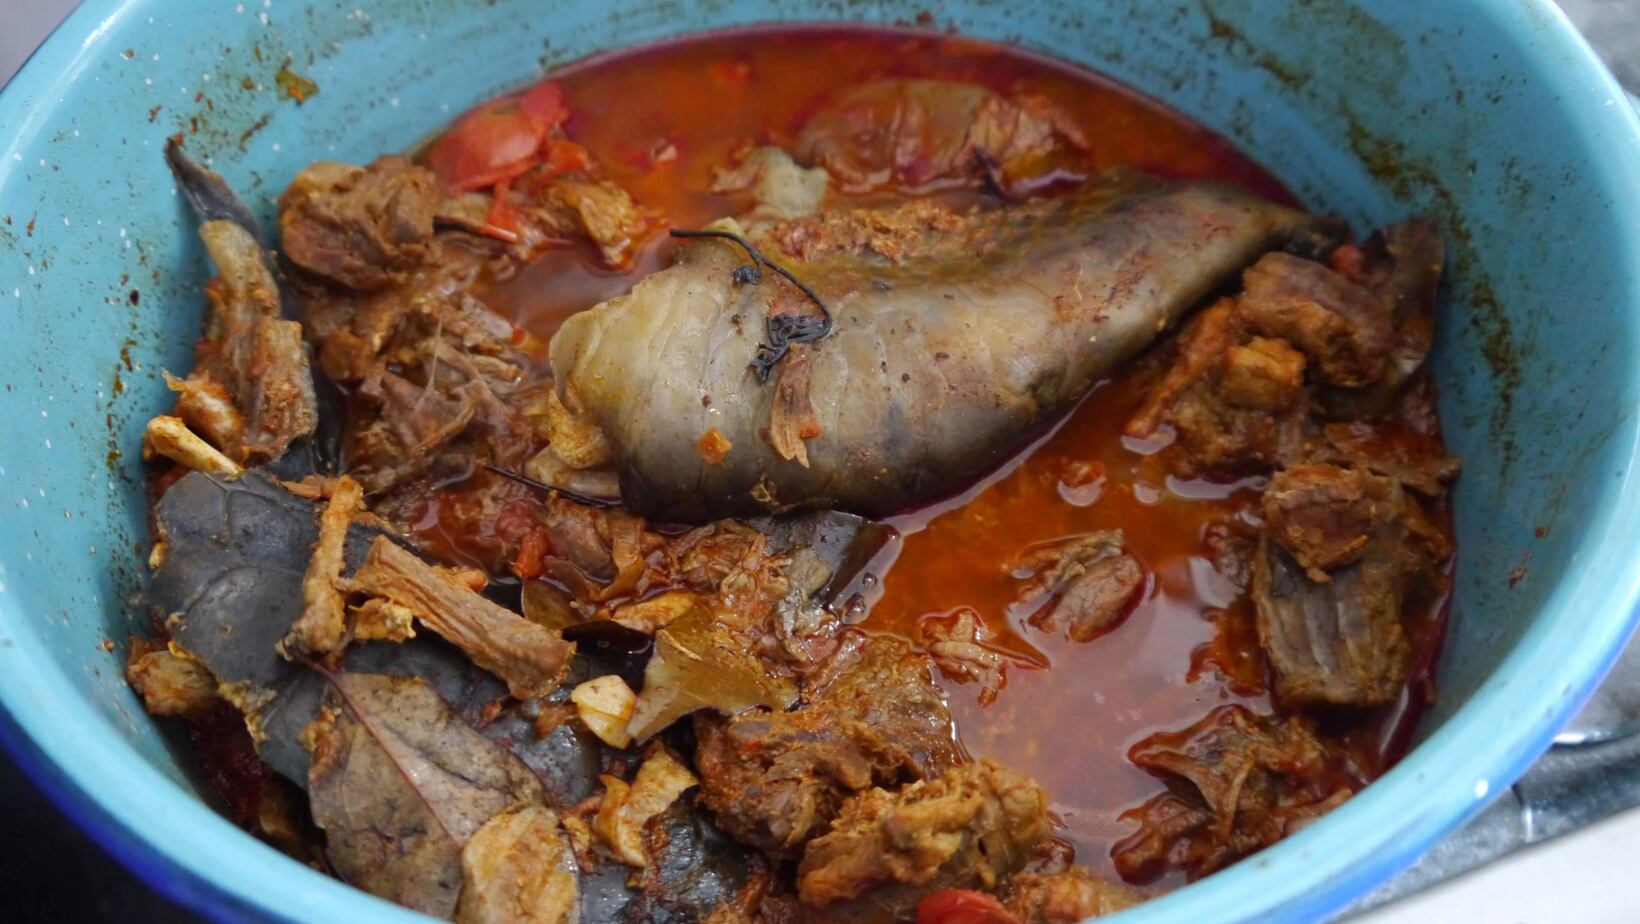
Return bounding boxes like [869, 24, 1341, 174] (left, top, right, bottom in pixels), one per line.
[425, 81, 570, 192]
[916, 890, 1022, 924]
[1328, 242, 1365, 281]
[486, 177, 521, 235]
[514, 528, 552, 581]
[543, 138, 590, 174]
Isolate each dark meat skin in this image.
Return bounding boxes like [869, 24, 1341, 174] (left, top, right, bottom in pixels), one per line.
[693, 637, 959, 857]
[551, 175, 1333, 521]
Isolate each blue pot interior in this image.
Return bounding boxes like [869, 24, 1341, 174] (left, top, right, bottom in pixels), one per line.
[1, 1, 1636, 921]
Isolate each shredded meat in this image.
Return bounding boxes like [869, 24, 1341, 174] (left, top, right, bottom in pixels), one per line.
[920, 609, 1010, 705]
[281, 475, 365, 660]
[1011, 531, 1144, 642]
[1001, 868, 1146, 922]
[279, 157, 440, 291]
[796, 761, 1048, 920]
[344, 536, 574, 697]
[796, 79, 1088, 195]
[541, 177, 652, 268]
[126, 638, 218, 716]
[177, 220, 318, 464]
[694, 637, 960, 856]
[1113, 706, 1353, 882]
[455, 806, 579, 924]
[768, 344, 822, 467]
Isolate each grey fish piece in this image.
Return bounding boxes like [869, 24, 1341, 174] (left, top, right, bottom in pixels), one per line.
[550, 175, 1335, 522]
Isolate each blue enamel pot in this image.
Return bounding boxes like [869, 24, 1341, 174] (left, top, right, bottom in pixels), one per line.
[1, 1, 1637, 921]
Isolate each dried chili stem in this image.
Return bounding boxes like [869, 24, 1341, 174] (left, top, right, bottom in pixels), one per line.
[669, 228, 833, 381]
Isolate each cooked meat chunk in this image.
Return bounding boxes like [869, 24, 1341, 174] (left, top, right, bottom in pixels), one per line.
[919, 609, 1010, 705]
[1318, 418, 1460, 496]
[1253, 463, 1451, 707]
[552, 176, 1332, 521]
[796, 761, 1048, 920]
[543, 178, 652, 268]
[694, 637, 960, 856]
[1012, 531, 1144, 642]
[345, 536, 574, 697]
[1126, 302, 1311, 475]
[191, 220, 319, 463]
[1237, 252, 1393, 388]
[1219, 337, 1307, 411]
[795, 79, 1087, 195]
[1001, 867, 1146, 922]
[279, 157, 440, 291]
[1318, 221, 1445, 419]
[455, 806, 579, 924]
[126, 638, 218, 716]
[1261, 464, 1394, 578]
[1112, 706, 1352, 882]
[282, 475, 366, 660]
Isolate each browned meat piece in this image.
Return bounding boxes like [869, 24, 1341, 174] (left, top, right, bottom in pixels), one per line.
[919, 609, 1011, 705]
[126, 637, 218, 716]
[345, 536, 574, 697]
[796, 79, 1088, 195]
[1126, 302, 1312, 476]
[1219, 337, 1307, 411]
[1318, 221, 1445, 418]
[694, 637, 960, 856]
[1261, 464, 1395, 578]
[1254, 530, 1410, 707]
[281, 475, 366, 660]
[1012, 532, 1144, 642]
[455, 806, 579, 924]
[1001, 867, 1146, 922]
[1252, 462, 1453, 707]
[188, 220, 319, 463]
[1112, 706, 1353, 882]
[542, 177, 652, 268]
[279, 157, 440, 291]
[796, 761, 1048, 921]
[1238, 252, 1393, 388]
[1319, 420, 1461, 496]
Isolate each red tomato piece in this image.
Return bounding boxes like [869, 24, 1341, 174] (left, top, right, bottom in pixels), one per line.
[916, 890, 1022, 924]
[1328, 242, 1365, 281]
[514, 527, 552, 581]
[425, 81, 569, 192]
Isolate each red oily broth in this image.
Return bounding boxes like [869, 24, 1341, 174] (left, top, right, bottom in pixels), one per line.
[461, 24, 1448, 882]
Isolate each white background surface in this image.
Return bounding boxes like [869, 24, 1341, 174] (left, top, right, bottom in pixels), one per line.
[3, 1, 1640, 922]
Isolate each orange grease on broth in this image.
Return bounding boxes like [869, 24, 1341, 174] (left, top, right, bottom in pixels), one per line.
[422, 25, 1451, 883]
